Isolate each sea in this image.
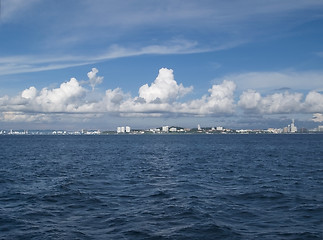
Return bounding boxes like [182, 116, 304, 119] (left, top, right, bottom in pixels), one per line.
[0, 134, 322, 240]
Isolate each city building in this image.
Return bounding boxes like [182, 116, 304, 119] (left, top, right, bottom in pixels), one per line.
[283, 119, 298, 133]
[117, 127, 125, 133]
[149, 128, 160, 133]
[290, 119, 297, 133]
[126, 126, 131, 133]
[117, 126, 131, 133]
[162, 126, 169, 132]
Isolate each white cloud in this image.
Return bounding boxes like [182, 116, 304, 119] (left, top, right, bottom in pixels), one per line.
[238, 90, 262, 110]
[178, 80, 236, 115]
[100, 88, 127, 113]
[238, 90, 323, 114]
[87, 68, 103, 90]
[1, 78, 87, 113]
[261, 92, 303, 114]
[0, 40, 207, 76]
[0, 68, 236, 119]
[312, 113, 323, 122]
[1, 68, 323, 124]
[33, 78, 86, 112]
[207, 80, 236, 113]
[0, 68, 108, 114]
[120, 72, 236, 116]
[304, 91, 323, 112]
[21, 86, 37, 99]
[0, 55, 96, 76]
[138, 68, 193, 103]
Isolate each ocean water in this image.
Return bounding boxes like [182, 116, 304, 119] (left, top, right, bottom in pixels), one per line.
[0, 134, 322, 240]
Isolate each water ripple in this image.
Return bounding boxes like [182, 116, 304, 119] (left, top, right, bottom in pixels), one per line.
[0, 134, 322, 239]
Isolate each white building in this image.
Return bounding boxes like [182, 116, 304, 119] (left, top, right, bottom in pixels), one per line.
[285, 119, 297, 133]
[117, 127, 125, 133]
[149, 128, 160, 133]
[290, 119, 297, 133]
[126, 126, 131, 133]
[216, 126, 223, 131]
[117, 126, 131, 133]
[162, 126, 169, 132]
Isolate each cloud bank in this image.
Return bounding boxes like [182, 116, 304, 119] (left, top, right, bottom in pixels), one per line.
[238, 89, 323, 114]
[0, 68, 322, 123]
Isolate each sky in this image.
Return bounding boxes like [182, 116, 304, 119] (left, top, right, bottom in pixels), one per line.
[0, 0, 323, 130]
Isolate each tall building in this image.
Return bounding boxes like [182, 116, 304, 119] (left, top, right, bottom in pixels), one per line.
[290, 119, 297, 133]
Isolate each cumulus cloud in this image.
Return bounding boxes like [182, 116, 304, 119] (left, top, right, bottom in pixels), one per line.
[238, 90, 323, 114]
[87, 68, 103, 90]
[260, 92, 303, 114]
[119, 75, 236, 116]
[138, 68, 193, 103]
[238, 90, 262, 110]
[0, 77, 87, 113]
[179, 80, 236, 115]
[100, 88, 127, 112]
[312, 113, 323, 122]
[1, 67, 323, 124]
[30, 78, 86, 112]
[206, 80, 236, 113]
[238, 90, 303, 113]
[2, 69, 106, 115]
[21, 86, 37, 99]
[303, 91, 323, 112]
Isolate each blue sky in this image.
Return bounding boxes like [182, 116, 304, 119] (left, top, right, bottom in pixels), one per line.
[1, 0, 323, 130]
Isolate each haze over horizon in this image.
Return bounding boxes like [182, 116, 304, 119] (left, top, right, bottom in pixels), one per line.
[1, 0, 323, 130]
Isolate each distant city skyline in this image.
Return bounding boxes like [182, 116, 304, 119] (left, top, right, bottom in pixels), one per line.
[1, 1, 323, 130]
[1, 119, 323, 135]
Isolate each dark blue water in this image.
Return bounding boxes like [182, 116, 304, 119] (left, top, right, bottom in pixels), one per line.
[0, 134, 322, 239]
